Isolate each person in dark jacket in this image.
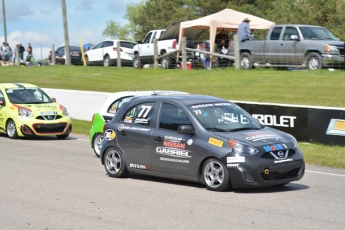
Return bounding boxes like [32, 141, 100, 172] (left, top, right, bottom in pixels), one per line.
[18, 43, 25, 62]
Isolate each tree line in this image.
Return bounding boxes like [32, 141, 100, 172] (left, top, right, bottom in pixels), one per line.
[103, 0, 345, 41]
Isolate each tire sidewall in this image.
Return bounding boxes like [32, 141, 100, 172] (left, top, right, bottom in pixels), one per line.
[306, 53, 322, 70]
[6, 119, 18, 139]
[240, 52, 253, 69]
[93, 133, 103, 157]
[202, 158, 230, 192]
[133, 55, 141, 69]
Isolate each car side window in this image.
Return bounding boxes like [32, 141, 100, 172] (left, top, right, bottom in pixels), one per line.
[122, 102, 155, 126]
[94, 42, 103, 49]
[0, 90, 5, 105]
[159, 103, 192, 131]
[283, 27, 298, 40]
[270, 27, 282, 40]
[143, 32, 153, 44]
[107, 96, 134, 114]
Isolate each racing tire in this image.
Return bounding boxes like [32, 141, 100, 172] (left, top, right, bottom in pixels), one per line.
[202, 158, 231, 191]
[93, 133, 103, 158]
[133, 55, 142, 69]
[103, 55, 110, 67]
[306, 52, 322, 70]
[240, 52, 253, 70]
[104, 147, 129, 178]
[56, 133, 69, 139]
[6, 119, 18, 139]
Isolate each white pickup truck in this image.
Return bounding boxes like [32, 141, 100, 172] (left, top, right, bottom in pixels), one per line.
[133, 22, 203, 69]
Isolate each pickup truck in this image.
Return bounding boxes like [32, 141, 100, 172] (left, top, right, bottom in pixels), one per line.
[228, 24, 345, 70]
[133, 22, 203, 69]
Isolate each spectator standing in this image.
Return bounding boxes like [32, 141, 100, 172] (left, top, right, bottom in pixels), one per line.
[238, 18, 252, 42]
[215, 28, 229, 67]
[0, 42, 6, 60]
[6, 43, 13, 62]
[18, 43, 25, 62]
[198, 42, 210, 70]
[28, 43, 32, 55]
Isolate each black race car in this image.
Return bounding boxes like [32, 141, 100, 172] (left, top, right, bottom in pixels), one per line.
[100, 94, 304, 191]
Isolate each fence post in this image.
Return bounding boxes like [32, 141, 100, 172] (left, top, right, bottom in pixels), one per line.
[117, 41, 121, 68]
[154, 38, 158, 69]
[234, 34, 240, 70]
[182, 37, 187, 70]
[51, 44, 55, 65]
[15, 46, 19, 66]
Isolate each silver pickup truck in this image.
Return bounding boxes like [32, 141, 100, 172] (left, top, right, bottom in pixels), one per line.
[228, 24, 345, 70]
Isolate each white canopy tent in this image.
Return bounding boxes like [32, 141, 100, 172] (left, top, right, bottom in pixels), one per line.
[178, 8, 275, 54]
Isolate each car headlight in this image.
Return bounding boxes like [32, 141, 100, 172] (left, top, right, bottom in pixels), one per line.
[325, 45, 339, 54]
[60, 105, 69, 116]
[17, 107, 34, 117]
[228, 140, 258, 155]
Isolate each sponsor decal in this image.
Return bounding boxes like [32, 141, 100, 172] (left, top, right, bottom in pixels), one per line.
[10, 106, 15, 110]
[262, 143, 287, 152]
[160, 157, 189, 164]
[326, 119, 345, 136]
[104, 129, 116, 140]
[244, 131, 281, 142]
[163, 141, 185, 149]
[118, 124, 151, 132]
[156, 147, 191, 158]
[227, 163, 239, 168]
[187, 139, 193, 145]
[252, 114, 297, 128]
[39, 111, 58, 115]
[129, 163, 150, 170]
[274, 159, 293, 164]
[165, 136, 183, 142]
[208, 138, 223, 147]
[134, 118, 149, 124]
[227, 156, 245, 163]
[124, 117, 133, 123]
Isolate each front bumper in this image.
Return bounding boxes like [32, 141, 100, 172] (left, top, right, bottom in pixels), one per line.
[228, 160, 305, 188]
[321, 54, 345, 68]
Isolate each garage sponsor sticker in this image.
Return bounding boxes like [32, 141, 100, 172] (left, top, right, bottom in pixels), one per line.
[156, 147, 191, 158]
[160, 157, 189, 164]
[104, 129, 116, 140]
[227, 156, 245, 163]
[244, 131, 281, 142]
[208, 137, 223, 147]
[118, 124, 151, 132]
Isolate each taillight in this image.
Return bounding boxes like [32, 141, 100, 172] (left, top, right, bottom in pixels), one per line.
[113, 47, 123, 52]
[172, 40, 176, 49]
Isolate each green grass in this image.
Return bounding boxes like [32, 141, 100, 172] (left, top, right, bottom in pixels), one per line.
[2, 65, 345, 169]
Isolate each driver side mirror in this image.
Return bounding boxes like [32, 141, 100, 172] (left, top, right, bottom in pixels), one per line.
[178, 125, 195, 135]
[52, 98, 57, 102]
[290, 35, 299, 41]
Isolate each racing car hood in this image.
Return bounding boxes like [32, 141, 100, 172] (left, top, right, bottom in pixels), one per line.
[214, 127, 293, 147]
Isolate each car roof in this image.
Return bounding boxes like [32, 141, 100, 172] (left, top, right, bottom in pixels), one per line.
[0, 83, 38, 89]
[131, 94, 227, 106]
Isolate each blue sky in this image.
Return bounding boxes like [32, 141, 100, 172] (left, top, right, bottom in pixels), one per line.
[0, 0, 142, 60]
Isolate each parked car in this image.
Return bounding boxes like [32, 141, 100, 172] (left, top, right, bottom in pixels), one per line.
[90, 90, 188, 157]
[0, 83, 72, 139]
[100, 94, 305, 191]
[84, 40, 136, 66]
[55, 46, 84, 65]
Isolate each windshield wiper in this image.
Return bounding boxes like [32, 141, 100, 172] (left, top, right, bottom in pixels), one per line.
[205, 127, 226, 132]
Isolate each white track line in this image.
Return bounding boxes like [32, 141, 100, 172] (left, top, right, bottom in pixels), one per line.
[306, 170, 345, 177]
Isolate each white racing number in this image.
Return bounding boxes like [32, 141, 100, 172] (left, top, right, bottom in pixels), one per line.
[138, 105, 152, 118]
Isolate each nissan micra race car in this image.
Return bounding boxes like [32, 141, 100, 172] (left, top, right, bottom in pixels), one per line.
[0, 83, 72, 139]
[100, 94, 304, 191]
[90, 90, 188, 157]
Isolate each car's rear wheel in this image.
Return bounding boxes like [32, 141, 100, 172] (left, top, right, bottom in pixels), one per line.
[240, 52, 253, 69]
[104, 147, 129, 178]
[104, 55, 110, 67]
[93, 133, 103, 157]
[202, 158, 230, 191]
[6, 119, 18, 139]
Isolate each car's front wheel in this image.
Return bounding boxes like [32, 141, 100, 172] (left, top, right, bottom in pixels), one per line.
[306, 52, 322, 70]
[240, 52, 253, 70]
[202, 158, 231, 191]
[104, 147, 129, 178]
[93, 133, 103, 157]
[6, 119, 18, 139]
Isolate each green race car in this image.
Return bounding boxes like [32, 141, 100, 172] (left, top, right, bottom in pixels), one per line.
[0, 83, 72, 139]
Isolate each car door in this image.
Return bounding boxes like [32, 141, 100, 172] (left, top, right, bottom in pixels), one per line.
[150, 102, 195, 176]
[88, 42, 104, 64]
[140, 31, 157, 62]
[264, 26, 283, 64]
[0, 90, 6, 131]
[279, 26, 304, 65]
[116, 101, 156, 169]
[102, 41, 114, 59]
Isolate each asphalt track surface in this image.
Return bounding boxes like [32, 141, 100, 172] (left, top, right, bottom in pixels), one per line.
[1, 133, 345, 230]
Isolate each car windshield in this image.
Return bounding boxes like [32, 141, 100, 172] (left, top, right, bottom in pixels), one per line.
[188, 102, 262, 132]
[299, 26, 337, 40]
[5, 87, 54, 104]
